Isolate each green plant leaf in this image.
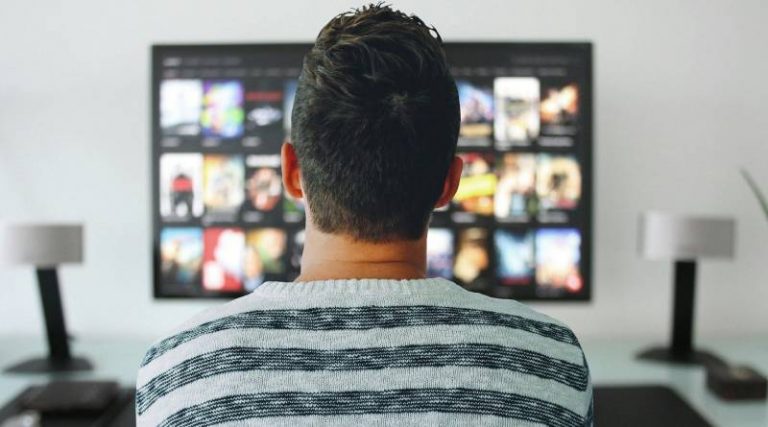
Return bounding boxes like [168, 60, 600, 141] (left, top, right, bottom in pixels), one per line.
[741, 169, 768, 221]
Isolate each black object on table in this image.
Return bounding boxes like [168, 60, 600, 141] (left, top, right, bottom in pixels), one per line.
[0, 381, 134, 427]
[594, 385, 712, 427]
[707, 363, 768, 401]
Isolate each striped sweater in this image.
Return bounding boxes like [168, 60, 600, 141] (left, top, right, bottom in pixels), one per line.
[136, 278, 593, 426]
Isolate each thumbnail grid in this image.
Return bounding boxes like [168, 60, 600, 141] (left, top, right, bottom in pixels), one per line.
[154, 49, 589, 300]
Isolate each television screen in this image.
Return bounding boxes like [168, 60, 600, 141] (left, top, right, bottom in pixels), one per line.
[152, 43, 592, 300]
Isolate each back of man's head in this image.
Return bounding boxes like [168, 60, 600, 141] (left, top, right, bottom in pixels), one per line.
[291, 3, 460, 242]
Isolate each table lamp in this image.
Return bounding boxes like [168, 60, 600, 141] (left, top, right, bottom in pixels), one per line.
[637, 212, 735, 365]
[0, 223, 92, 373]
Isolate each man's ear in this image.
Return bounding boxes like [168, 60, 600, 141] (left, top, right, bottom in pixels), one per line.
[281, 142, 303, 199]
[435, 156, 463, 208]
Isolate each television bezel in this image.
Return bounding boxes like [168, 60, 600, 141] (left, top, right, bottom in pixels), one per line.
[150, 42, 593, 302]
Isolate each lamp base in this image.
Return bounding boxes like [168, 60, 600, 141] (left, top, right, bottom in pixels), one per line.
[637, 346, 726, 368]
[4, 356, 93, 374]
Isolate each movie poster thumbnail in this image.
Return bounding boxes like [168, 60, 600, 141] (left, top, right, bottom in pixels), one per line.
[283, 80, 298, 135]
[160, 153, 204, 220]
[539, 82, 579, 142]
[203, 155, 245, 222]
[160, 227, 203, 288]
[494, 153, 537, 222]
[494, 77, 540, 148]
[536, 154, 581, 219]
[452, 153, 496, 220]
[243, 228, 287, 292]
[202, 227, 245, 293]
[427, 228, 453, 279]
[453, 228, 493, 292]
[160, 79, 202, 138]
[243, 80, 285, 151]
[457, 80, 494, 147]
[494, 230, 534, 285]
[535, 228, 583, 294]
[201, 80, 245, 139]
[242, 155, 282, 223]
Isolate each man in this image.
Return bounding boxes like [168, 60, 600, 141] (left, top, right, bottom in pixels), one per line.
[137, 4, 592, 426]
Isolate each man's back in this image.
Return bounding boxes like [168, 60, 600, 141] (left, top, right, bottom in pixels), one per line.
[139, 5, 592, 425]
[137, 279, 592, 426]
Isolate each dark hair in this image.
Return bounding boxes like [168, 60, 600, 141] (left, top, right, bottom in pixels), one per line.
[291, 3, 459, 242]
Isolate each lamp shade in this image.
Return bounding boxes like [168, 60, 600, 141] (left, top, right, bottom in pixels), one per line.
[638, 212, 735, 261]
[0, 224, 84, 267]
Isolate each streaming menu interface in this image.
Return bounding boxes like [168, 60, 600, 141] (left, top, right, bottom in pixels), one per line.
[152, 43, 592, 300]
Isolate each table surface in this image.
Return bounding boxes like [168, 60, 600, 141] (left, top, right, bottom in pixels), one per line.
[1, 336, 766, 426]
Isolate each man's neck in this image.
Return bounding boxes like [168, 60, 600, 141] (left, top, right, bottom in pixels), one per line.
[295, 227, 427, 282]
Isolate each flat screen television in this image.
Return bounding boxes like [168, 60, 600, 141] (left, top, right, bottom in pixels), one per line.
[152, 42, 593, 301]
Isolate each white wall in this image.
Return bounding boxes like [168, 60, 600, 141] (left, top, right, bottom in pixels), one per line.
[1, 0, 766, 341]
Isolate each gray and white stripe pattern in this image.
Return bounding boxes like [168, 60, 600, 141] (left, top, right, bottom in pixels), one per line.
[137, 278, 593, 426]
